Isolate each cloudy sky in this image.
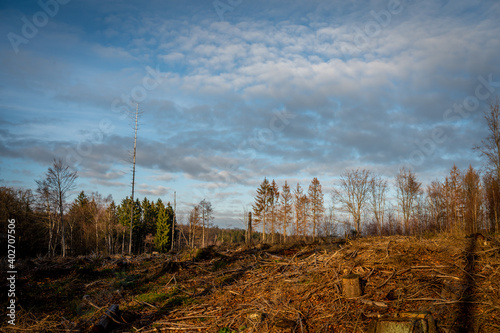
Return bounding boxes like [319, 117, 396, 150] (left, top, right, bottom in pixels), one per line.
[1, 0, 499, 227]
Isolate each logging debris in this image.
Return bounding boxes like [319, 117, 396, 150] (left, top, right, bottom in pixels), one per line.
[3, 234, 500, 332]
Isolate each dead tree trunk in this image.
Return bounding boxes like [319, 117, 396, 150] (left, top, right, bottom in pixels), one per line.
[247, 212, 253, 245]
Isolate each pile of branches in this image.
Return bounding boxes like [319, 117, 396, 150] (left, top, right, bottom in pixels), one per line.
[2, 234, 500, 332]
[134, 235, 500, 332]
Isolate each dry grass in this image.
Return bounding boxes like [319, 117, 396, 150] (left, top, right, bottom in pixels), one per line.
[2, 234, 500, 332]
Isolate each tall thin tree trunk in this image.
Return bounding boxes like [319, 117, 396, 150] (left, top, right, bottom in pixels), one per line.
[247, 212, 252, 245]
[171, 192, 176, 251]
[202, 209, 205, 248]
[271, 206, 275, 244]
[262, 209, 266, 242]
[122, 228, 125, 254]
[60, 194, 65, 257]
[312, 210, 316, 242]
[129, 104, 139, 254]
[45, 199, 54, 256]
[95, 217, 99, 254]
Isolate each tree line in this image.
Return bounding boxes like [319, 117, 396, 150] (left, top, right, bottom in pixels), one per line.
[251, 177, 325, 243]
[1, 100, 499, 257]
[0, 157, 178, 257]
[247, 100, 500, 241]
[0, 157, 250, 258]
[249, 163, 494, 243]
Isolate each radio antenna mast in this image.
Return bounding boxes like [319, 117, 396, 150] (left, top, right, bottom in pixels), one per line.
[129, 103, 139, 254]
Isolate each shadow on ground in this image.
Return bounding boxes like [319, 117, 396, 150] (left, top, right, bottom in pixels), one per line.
[454, 236, 477, 332]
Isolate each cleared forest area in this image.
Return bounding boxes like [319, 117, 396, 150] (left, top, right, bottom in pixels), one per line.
[1, 233, 500, 332]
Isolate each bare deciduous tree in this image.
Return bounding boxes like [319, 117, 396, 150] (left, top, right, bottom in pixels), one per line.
[36, 180, 57, 256]
[199, 199, 214, 248]
[370, 175, 387, 236]
[334, 168, 371, 235]
[463, 165, 482, 234]
[475, 98, 500, 181]
[395, 168, 422, 235]
[36, 158, 77, 257]
[484, 173, 500, 232]
[427, 180, 446, 232]
[475, 98, 500, 232]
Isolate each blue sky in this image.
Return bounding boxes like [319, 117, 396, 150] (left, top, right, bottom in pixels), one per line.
[1, 0, 499, 228]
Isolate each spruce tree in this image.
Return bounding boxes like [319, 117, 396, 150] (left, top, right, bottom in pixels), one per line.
[308, 177, 325, 241]
[253, 178, 271, 242]
[155, 200, 173, 253]
[270, 180, 280, 243]
[280, 181, 292, 243]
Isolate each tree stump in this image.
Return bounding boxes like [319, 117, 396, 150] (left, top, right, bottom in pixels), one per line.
[342, 274, 362, 298]
[91, 304, 121, 333]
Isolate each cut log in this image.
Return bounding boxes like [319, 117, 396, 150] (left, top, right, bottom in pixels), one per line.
[342, 274, 362, 298]
[91, 304, 121, 333]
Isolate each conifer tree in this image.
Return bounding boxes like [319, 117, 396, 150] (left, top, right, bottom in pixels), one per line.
[67, 191, 92, 255]
[293, 183, 308, 239]
[155, 200, 173, 253]
[280, 181, 292, 242]
[308, 177, 324, 241]
[270, 180, 280, 243]
[447, 164, 463, 231]
[117, 197, 141, 253]
[142, 198, 158, 238]
[105, 200, 119, 254]
[253, 178, 271, 242]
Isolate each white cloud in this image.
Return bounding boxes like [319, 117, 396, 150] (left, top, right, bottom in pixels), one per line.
[2, 0, 500, 226]
[137, 184, 171, 197]
[160, 52, 185, 62]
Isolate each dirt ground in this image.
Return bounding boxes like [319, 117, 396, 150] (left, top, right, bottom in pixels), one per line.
[2, 233, 500, 332]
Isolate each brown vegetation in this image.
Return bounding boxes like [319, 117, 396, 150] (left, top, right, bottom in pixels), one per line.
[2, 233, 500, 332]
